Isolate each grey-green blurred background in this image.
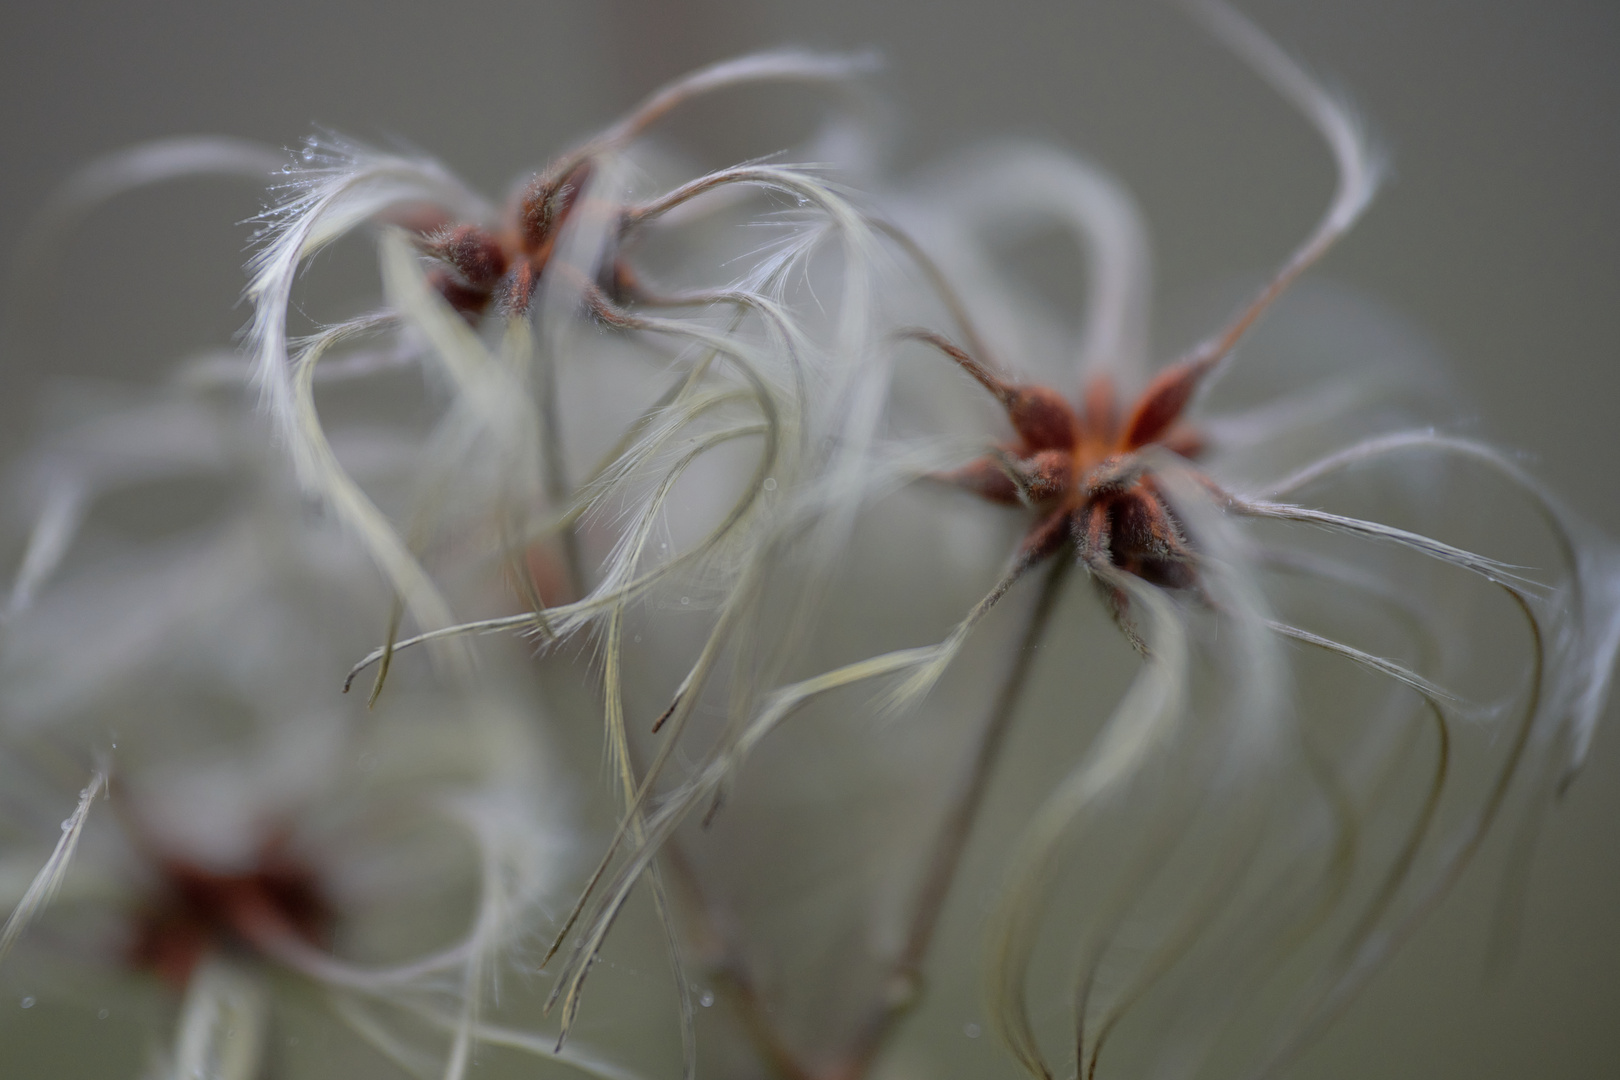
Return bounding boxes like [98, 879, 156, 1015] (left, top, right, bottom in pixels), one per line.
[1, 1, 1615, 1077]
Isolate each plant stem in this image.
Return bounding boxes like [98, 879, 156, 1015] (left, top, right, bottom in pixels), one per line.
[833, 555, 1072, 1079]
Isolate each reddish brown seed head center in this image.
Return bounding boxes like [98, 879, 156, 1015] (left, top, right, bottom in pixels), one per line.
[998, 374, 1201, 508]
[938, 358, 1208, 594]
[130, 849, 333, 989]
[415, 160, 597, 320]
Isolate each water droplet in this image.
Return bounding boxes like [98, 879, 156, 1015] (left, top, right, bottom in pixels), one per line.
[963, 1022, 981, 1039]
[699, 992, 715, 1008]
[300, 147, 316, 162]
[280, 165, 293, 174]
[97, 1008, 109, 1020]
[19, 997, 34, 1009]
[60, 818, 72, 831]
[680, 596, 690, 605]
[762, 477, 777, 491]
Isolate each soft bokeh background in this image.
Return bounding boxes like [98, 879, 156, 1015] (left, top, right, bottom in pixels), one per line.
[1, 1, 1615, 1076]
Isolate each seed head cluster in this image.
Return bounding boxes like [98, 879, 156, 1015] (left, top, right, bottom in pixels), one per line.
[2, 5, 1617, 1080]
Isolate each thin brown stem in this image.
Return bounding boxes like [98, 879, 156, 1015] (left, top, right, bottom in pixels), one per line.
[831, 555, 1072, 1079]
[661, 840, 818, 1080]
[532, 319, 585, 597]
[535, 52, 874, 204]
[894, 327, 1012, 404]
[621, 720, 817, 1080]
[868, 218, 995, 365]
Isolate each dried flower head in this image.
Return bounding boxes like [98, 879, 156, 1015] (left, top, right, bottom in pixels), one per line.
[498, 5, 1620, 1079]
[0, 387, 597, 1079]
[236, 49, 884, 678]
[3, 6, 1617, 1080]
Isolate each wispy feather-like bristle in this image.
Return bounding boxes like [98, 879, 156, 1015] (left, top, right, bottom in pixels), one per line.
[986, 574, 1192, 1080]
[1173, 0, 1386, 388]
[1250, 429, 1620, 799]
[288, 315, 466, 663]
[246, 141, 491, 437]
[0, 769, 104, 968]
[591, 49, 882, 162]
[893, 142, 1153, 387]
[169, 957, 270, 1080]
[5, 137, 283, 359]
[4, 392, 235, 619]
